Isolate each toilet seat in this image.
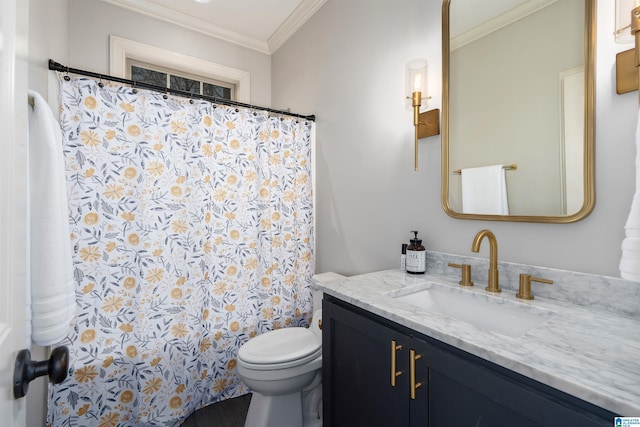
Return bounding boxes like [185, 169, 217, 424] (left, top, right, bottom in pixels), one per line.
[238, 327, 321, 370]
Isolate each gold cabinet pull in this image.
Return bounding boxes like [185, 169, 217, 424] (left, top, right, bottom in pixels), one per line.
[409, 349, 423, 399]
[391, 340, 403, 386]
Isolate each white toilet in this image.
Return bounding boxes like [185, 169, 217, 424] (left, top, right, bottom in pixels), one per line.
[237, 273, 345, 427]
[237, 310, 323, 427]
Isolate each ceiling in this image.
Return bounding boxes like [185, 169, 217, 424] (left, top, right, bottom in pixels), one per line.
[99, 0, 327, 54]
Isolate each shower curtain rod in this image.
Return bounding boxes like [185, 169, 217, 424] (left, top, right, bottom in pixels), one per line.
[48, 59, 316, 121]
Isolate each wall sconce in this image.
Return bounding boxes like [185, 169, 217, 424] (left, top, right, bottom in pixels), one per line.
[616, 0, 640, 43]
[615, 0, 640, 94]
[406, 60, 440, 171]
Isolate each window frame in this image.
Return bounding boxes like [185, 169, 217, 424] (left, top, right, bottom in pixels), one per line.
[127, 59, 235, 100]
[109, 35, 250, 103]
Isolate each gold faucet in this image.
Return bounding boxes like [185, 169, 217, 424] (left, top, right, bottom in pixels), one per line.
[471, 229, 501, 293]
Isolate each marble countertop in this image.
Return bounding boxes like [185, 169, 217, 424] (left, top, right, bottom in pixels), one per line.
[317, 269, 640, 416]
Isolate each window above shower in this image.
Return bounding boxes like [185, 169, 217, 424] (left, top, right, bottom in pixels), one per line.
[128, 59, 235, 100]
[110, 35, 251, 103]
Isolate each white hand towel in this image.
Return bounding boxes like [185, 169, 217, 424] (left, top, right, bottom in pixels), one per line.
[28, 90, 76, 346]
[620, 109, 640, 281]
[461, 165, 509, 215]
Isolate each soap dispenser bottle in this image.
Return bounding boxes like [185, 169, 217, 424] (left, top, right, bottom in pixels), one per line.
[406, 231, 426, 274]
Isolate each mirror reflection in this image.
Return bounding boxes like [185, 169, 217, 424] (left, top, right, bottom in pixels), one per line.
[442, 0, 595, 222]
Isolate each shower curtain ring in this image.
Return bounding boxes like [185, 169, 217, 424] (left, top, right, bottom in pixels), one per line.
[98, 75, 104, 88]
[131, 81, 138, 94]
[63, 66, 70, 81]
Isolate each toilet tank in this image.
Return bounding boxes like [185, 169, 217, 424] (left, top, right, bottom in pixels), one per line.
[310, 272, 345, 331]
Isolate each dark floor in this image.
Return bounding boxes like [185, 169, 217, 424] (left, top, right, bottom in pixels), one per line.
[181, 394, 252, 427]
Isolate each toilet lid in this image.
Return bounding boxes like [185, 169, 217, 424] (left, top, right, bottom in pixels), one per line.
[238, 327, 321, 366]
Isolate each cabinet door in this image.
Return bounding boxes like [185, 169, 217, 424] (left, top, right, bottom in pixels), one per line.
[405, 337, 429, 427]
[410, 336, 611, 427]
[323, 298, 410, 427]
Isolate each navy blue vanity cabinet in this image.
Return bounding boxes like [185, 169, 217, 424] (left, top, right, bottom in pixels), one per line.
[322, 297, 411, 426]
[323, 295, 616, 427]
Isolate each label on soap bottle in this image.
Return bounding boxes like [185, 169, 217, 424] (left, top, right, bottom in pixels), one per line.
[406, 250, 426, 274]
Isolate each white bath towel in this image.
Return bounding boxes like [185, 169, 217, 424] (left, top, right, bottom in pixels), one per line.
[620, 109, 640, 281]
[461, 165, 509, 215]
[28, 90, 76, 346]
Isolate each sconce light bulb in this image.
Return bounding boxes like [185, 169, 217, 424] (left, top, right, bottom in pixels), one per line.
[407, 59, 428, 102]
[414, 74, 422, 92]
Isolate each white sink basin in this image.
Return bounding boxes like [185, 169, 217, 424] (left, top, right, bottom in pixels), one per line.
[384, 282, 554, 338]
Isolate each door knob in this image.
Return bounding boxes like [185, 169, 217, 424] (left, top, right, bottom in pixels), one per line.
[13, 346, 69, 399]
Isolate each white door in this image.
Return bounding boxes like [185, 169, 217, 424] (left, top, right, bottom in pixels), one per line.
[0, 0, 29, 424]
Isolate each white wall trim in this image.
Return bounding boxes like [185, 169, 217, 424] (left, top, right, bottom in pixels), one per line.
[451, 0, 557, 50]
[0, 0, 28, 421]
[100, 0, 326, 54]
[269, 0, 327, 54]
[109, 35, 251, 103]
[559, 66, 585, 216]
[100, 0, 269, 53]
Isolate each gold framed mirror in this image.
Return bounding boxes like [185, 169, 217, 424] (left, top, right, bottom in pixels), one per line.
[441, 0, 595, 223]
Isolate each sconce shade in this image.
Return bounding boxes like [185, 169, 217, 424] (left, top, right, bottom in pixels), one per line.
[407, 60, 428, 96]
[616, 0, 640, 43]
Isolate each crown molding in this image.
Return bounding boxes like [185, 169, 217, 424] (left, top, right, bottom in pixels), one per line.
[99, 0, 270, 54]
[268, 0, 327, 54]
[99, 0, 326, 55]
[451, 0, 557, 51]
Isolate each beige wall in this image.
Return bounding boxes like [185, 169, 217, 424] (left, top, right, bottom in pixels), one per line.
[272, 0, 638, 278]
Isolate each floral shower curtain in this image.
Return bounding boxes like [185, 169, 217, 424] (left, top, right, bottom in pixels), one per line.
[48, 76, 315, 426]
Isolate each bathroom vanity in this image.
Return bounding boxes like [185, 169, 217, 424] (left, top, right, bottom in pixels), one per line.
[318, 255, 640, 426]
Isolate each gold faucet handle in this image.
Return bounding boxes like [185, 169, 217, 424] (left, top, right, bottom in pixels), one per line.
[448, 263, 474, 287]
[516, 274, 553, 300]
